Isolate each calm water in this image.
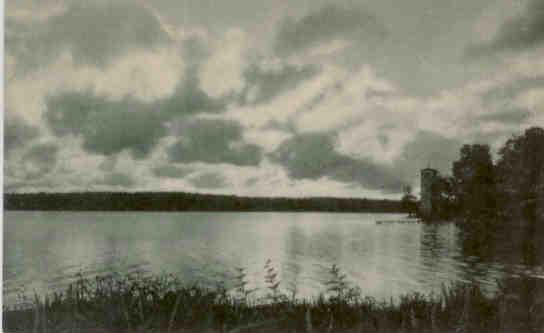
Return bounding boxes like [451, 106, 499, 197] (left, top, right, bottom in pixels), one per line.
[3, 211, 542, 307]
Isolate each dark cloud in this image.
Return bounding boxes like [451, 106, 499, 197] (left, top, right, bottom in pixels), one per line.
[45, 92, 166, 158]
[157, 39, 227, 116]
[272, 132, 403, 192]
[393, 131, 462, 180]
[274, 4, 387, 56]
[467, 0, 544, 56]
[43, 61, 232, 160]
[152, 165, 194, 178]
[8, 1, 169, 71]
[98, 172, 135, 188]
[181, 37, 211, 68]
[46, 92, 103, 135]
[168, 118, 262, 166]
[160, 68, 225, 116]
[21, 142, 59, 179]
[189, 172, 227, 189]
[83, 111, 165, 158]
[241, 63, 319, 104]
[5, 116, 39, 154]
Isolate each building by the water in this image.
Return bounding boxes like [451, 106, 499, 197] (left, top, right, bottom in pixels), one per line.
[420, 168, 439, 219]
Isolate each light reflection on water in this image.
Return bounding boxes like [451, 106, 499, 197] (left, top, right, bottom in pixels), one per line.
[3, 211, 541, 306]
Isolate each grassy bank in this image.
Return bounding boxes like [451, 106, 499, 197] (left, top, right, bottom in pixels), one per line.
[4, 266, 544, 333]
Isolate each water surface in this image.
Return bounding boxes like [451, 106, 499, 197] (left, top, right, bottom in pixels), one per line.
[4, 211, 540, 306]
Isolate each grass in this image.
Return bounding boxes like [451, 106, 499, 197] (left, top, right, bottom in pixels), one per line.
[3, 264, 544, 333]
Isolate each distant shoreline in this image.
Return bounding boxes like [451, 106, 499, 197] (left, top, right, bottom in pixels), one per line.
[4, 192, 404, 213]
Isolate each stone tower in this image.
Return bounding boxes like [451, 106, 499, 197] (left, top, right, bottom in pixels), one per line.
[420, 168, 438, 218]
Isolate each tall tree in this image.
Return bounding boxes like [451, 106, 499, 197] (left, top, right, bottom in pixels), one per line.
[496, 127, 544, 219]
[452, 144, 496, 220]
[430, 175, 457, 219]
[538, 166, 544, 220]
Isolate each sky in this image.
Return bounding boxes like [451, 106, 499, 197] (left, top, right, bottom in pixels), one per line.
[4, 0, 544, 198]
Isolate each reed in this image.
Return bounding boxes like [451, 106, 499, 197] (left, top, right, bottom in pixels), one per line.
[3, 265, 543, 333]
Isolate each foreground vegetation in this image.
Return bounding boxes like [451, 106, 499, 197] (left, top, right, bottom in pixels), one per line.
[4, 265, 544, 333]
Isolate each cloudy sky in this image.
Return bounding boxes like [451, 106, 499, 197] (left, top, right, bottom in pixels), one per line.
[5, 0, 544, 198]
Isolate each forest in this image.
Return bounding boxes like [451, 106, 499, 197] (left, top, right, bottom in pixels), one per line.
[4, 191, 403, 213]
[422, 126, 544, 225]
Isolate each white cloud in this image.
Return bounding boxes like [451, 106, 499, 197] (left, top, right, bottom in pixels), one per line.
[242, 128, 291, 153]
[307, 39, 350, 57]
[6, 0, 66, 22]
[516, 88, 544, 123]
[7, 46, 184, 127]
[200, 29, 248, 98]
[227, 64, 346, 129]
[338, 122, 414, 165]
[294, 65, 397, 132]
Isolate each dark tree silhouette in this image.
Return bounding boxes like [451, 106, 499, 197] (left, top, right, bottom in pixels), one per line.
[496, 127, 544, 220]
[4, 192, 403, 213]
[452, 144, 497, 221]
[430, 175, 457, 220]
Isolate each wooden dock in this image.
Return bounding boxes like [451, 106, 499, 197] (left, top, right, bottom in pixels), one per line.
[376, 219, 421, 225]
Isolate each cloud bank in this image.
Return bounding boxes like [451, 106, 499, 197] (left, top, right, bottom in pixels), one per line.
[5, 0, 544, 198]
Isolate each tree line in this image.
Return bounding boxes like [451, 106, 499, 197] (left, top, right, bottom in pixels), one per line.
[4, 191, 404, 213]
[424, 126, 544, 226]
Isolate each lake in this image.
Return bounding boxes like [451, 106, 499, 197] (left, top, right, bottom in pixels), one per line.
[3, 211, 542, 307]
